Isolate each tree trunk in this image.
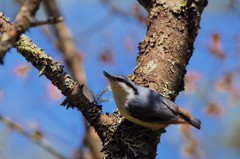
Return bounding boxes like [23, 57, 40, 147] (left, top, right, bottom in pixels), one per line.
[0, 0, 208, 158]
[102, 0, 207, 158]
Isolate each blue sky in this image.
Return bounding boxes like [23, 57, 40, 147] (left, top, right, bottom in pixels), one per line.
[1, 0, 240, 159]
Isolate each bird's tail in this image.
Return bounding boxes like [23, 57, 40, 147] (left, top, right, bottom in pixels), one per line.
[189, 117, 201, 129]
[178, 107, 201, 129]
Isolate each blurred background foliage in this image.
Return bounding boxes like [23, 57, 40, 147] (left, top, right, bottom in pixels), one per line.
[0, 0, 240, 159]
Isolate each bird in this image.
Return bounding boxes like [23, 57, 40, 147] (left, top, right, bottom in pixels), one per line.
[103, 71, 201, 130]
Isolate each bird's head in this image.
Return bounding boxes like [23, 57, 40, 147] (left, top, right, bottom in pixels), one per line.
[103, 71, 138, 97]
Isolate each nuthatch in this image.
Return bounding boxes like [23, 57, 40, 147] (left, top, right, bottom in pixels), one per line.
[103, 71, 201, 130]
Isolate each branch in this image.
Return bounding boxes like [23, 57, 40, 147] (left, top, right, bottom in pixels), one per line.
[0, 0, 208, 158]
[0, 0, 42, 64]
[0, 13, 108, 141]
[134, 0, 208, 100]
[0, 115, 66, 159]
[43, 0, 103, 158]
[42, 0, 90, 97]
[30, 16, 64, 27]
[103, 0, 208, 158]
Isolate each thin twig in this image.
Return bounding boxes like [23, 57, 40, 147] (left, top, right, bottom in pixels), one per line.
[91, 88, 110, 105]
[0, 13, 107, 141]
[31, 16, 64, 27]
[0, 0, 42, 64]
[43, 0, 90, 97]
[0, 115, 66, 159]
[43, 0, 104, 158]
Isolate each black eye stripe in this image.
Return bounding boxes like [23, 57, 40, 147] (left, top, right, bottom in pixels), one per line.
[115, 77, 138, 95]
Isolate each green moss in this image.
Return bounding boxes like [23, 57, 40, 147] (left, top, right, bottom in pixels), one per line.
[143, 61, 158, 75]
[172, 1, 187, 13]
[167, 59, 176, 65]
[162, 81, 175, 97]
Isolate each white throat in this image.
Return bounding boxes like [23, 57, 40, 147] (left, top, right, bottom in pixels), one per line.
[110, 82, 134, 109]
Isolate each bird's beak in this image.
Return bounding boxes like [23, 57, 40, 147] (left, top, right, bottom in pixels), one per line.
[103, 71, 116, 81]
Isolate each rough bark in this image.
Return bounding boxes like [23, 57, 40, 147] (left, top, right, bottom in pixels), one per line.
[102, 0, 208, 158]
[0, 0, 41, 64]
[1, 14, 118, 158]
[0, 0, 208, 158]
[43, 0, 103, 158]
[134, 0, 208, 100]
[15, 35, 107, 138]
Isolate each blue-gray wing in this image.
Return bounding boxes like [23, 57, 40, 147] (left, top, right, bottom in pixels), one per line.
[127, 89, 180, 123]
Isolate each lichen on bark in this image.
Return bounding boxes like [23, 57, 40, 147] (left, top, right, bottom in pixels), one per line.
[100, 0, 208, 158]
